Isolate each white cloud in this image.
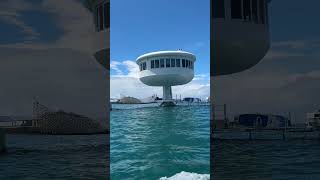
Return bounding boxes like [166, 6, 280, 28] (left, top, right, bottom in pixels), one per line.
[110, 60, 210, 99]
[110, 61, 123, 75]
[0, 0, 96, 53]
[213, 39, 320, 123]
[0, 0, 40, 40]
[0, 0, 107, 120]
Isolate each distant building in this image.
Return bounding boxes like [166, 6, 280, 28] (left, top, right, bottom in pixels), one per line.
[234, 114, 291, 129]
[33, 100, 105, 134]
[183, 97, 201, 103]
[307, 110, 320, 129]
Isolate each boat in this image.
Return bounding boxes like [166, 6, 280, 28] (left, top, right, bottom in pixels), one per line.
[307, 110, 320, 130]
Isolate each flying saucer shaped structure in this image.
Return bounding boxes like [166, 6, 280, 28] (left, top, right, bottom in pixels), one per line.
[84, 0, 109, 68]
[211, 0, 272, 76]
[136, 50, 196, 106]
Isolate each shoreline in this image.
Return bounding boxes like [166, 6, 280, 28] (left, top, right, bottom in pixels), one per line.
[3, 126, 109, 135]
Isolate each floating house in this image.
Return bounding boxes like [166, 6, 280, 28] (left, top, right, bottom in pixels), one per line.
[136, 50, 196, 106]
[212, 0, 272, 76]
[234, 114, 291, 129]
[307, 110, 320, 129]
[183, 97, 202, 103]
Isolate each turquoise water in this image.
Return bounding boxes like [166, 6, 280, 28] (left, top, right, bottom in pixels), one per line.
[0, 134, 108, 179]
[110, 105, 210, 179]
[213, 139, 320, 180]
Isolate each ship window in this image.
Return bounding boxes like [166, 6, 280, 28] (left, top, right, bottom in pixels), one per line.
[95, 2, 109, 32]
[182, 59, 186, 67]
[160, 59, 164, 68]
[265, 0, 269, 24]
[151, 60, 154, 69]
[142, 62, 146, 70]
[166, 59, 170, 67]
[186, 60, 189, 68]
[213, 0, 225, 18]
[231, 0, 242, 19]
[104, 3, 110, 29]
[155, 59, 159, 68]
[98, 5, 103, 31]
[252, 0, 258, 23]
[243, 0, 251, 21]
[259, 0, 265, 24]
[171, 59, 175, 67]
[176, 59, 181, 67]
[95, 7, 99, 31]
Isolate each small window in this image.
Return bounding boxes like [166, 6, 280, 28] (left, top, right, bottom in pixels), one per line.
[142, 62, 146, 70]
[171, 59, 175, 67]
[252, 0, 258, 23]
[98, 5, 103, 31]
[243, 0, 251, 21]
[176, 59, 181, 67]
[155, 59, 159, 68]
[95, 7, 99, 31]
[231, 0, 242, 19]
[266, 1, 269, 24]
[166, 59, 170, 68]
[186, 60, 189, 68]
[213, 0, 225, 18]
[160, 59, 164, 68]
[151, 60, 154, 69]
[182, 59, 186, 67]
[259, 0, 266, 24]
[103, 3, 109, 29]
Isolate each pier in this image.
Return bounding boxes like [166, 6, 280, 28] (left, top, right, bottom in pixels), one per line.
[0, 128, 6, 153]
[212, 104, 320, 140]
[213, 128, 320, 140]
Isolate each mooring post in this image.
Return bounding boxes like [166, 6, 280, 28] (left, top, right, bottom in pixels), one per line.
[0, 128, 6, 153]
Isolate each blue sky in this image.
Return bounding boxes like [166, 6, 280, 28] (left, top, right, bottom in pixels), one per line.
[0, 0, 108, 118]
[214, 0, 320, 122]
[269, 0, 320, 41]
[110, 0, 210, 76]
[1, 0, 320, 119]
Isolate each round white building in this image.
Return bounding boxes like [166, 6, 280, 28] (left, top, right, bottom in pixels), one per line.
[84, 0, 109, 68]
[212, 0, 271, 76]
[136, 50, 196, 106]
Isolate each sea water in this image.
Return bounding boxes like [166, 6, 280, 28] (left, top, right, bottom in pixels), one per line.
[213, 139, 320, 180]
[0, 134, 108, 179]
[111, 105, 210, 180]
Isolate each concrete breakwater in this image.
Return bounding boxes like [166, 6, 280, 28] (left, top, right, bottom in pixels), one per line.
[0, 128, 6, 153]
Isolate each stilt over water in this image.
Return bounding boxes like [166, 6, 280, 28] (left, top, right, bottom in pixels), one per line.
[160, 101, 176, 107]
[0, 128, 6, 153]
